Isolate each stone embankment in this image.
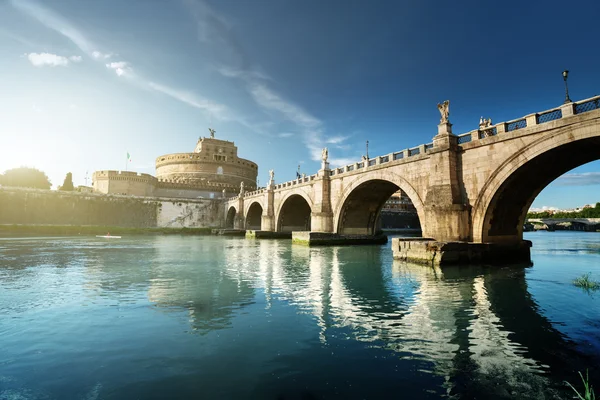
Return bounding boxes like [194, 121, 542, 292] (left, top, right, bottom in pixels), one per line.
[0, 186, 223, 231]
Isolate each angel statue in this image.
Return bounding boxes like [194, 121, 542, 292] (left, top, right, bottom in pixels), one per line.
[239, 181, 245, 194]
[321, 147, 329, 163]
[269, 169, 274, 182]
[437, 100, 450, 124]
[208, 128, 216, 138]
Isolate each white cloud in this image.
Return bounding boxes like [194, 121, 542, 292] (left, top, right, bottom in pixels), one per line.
[186, 0, 357, 166]
[27, 52, 69, 67]
[106, 61, 131, 77]
[556, 172, 600, 186]
[326, 135, 350, 145]
[10, 0, 96, 55]
[148, 82, 227, 116]
[92, 50, 112, 59]
[69, 55, 82, 62]
[278, 132, 294, 138]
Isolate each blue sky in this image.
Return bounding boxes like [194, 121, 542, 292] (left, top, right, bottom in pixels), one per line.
[0, 0, 599, 209]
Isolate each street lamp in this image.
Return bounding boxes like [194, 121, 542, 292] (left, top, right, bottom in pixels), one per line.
[562, 70, 572, 104]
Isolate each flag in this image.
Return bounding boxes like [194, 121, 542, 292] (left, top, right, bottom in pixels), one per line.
[127, 152, 131, 162]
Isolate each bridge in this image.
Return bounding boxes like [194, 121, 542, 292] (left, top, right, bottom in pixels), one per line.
[224, 95, 600, 262]
[527, 218, 600, 231]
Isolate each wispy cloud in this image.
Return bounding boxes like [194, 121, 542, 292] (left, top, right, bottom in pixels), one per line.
[10, 0, 102, 56]
[278, 132, 294, 138]
[148, 82, 228, 116]
[92, 50, 112, 60]
[556, 172, 600, 186]
[10, 0, 241, 125]
[326, 135, 350, 145]
[26, 52, 70, 67]
[185, 0, 355, 166]
[106, 61, 131, 77]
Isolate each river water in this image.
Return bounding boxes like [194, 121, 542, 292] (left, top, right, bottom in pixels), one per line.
[1, 231, 599, 399]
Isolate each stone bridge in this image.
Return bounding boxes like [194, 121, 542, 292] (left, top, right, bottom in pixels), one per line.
[224, 95, 600, 246]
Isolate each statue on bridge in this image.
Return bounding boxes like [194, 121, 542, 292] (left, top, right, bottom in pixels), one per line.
[479, 116, 493, 129]
[268, 169, 274, 185]
[222, 189, 226, 198]
[437, 100, 450, 124]
[322, 147, 329, 163]
[239, 181, 245, 195]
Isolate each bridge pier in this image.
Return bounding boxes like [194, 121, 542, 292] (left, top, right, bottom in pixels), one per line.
[310, 163, 334, 232]
[391, 237, 532, 266]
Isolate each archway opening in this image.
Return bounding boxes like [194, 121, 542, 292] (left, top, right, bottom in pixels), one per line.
[226, 206, 236, 229]
[337, 180, 422, 235]
[481, 137, 600, 243]
[246, 202, 263, 230]
[278, 195, 311, 232]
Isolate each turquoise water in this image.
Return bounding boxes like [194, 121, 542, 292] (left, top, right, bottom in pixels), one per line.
[1, 231, 599, 399]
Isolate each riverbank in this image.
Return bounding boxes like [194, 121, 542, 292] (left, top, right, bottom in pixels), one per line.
[0, 224, 215, 237]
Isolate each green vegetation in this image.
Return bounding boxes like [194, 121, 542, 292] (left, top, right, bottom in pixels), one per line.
[0, 167, 51, 190]
[573, 273, 600, 291]
[0, 224, 215, 237]
[527, 202, 600, 219]
[566, 370, 596, 400]
[59, 172, 74, 191]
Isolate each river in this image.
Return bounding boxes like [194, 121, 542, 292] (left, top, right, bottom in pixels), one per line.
[1, 231, 599, 399]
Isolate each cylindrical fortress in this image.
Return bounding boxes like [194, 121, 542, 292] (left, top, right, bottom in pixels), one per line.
[155, 137, 257, 190]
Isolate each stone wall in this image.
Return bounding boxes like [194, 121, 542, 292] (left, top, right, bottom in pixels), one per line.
[0, 187, 223, 229]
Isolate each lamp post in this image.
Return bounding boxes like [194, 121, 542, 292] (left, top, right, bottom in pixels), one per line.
[562, 70, 572, 104]
[366, 140, 369, 159]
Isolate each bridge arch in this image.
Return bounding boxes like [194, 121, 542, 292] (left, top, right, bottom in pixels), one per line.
[225, 206, 236, 229]
[333, 171, 425, 235]
[276, 191, 312, 232]
[245, 201, 263, 230]
[472, 121, 600, 243]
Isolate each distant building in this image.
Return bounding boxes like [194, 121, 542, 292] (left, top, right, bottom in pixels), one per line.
[381, 190, 416, 212]
[92, 131, 258, 199]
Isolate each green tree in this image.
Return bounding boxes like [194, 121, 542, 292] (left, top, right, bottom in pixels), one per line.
[59, 172, 74, 191]
[0, 167, 51, 189]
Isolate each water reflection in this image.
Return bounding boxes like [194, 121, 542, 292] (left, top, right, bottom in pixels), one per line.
[1, 235, 599, 399]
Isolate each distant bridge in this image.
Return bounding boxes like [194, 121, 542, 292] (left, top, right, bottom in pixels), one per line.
[527, 218, 600, 231]
[225, 95, 600, 244]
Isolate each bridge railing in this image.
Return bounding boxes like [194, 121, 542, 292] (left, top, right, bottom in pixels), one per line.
[458, 94, 600, 146]
[225, 95, 600, 200]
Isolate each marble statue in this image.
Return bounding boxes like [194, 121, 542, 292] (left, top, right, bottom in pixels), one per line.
[322, 147, 328, 162]
[240, 181, 244, 194]
[269, 169, 274, 182]
[437, 100, 450, 124]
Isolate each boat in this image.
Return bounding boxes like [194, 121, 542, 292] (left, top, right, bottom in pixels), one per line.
[96, 235, 122, 239]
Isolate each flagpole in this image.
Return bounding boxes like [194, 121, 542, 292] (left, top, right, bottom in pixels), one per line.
[125, 151, 128, 172]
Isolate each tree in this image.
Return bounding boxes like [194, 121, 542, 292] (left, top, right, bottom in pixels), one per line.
[0, 167, 51, 189]
[59, 172, 74, 191]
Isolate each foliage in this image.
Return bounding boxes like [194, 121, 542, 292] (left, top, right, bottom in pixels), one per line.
[59, 172, 74, 191]
[0, 167, 51, 190]
[566, 370, 596, 400]
[527, 203, 600, 219]
[573, 273, 600, 291]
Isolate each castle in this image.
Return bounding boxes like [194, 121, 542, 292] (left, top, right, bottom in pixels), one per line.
[92, 130, 258, 199]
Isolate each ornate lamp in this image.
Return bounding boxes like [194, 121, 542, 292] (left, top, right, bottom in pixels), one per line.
[562, 70, 572, 104]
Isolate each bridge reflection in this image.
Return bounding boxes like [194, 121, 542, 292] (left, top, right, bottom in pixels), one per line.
[141, 237, 597, 396]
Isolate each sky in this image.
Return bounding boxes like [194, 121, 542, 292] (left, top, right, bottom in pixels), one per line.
[0, 0, 599, 210]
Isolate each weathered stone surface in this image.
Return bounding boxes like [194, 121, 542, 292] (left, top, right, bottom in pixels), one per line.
[245, 230, 292, 239]
[391, 237, 532, 266]
[292, 231, 388, 246]
[0, 187, 222, 229]
[225, 96, 600, 245]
